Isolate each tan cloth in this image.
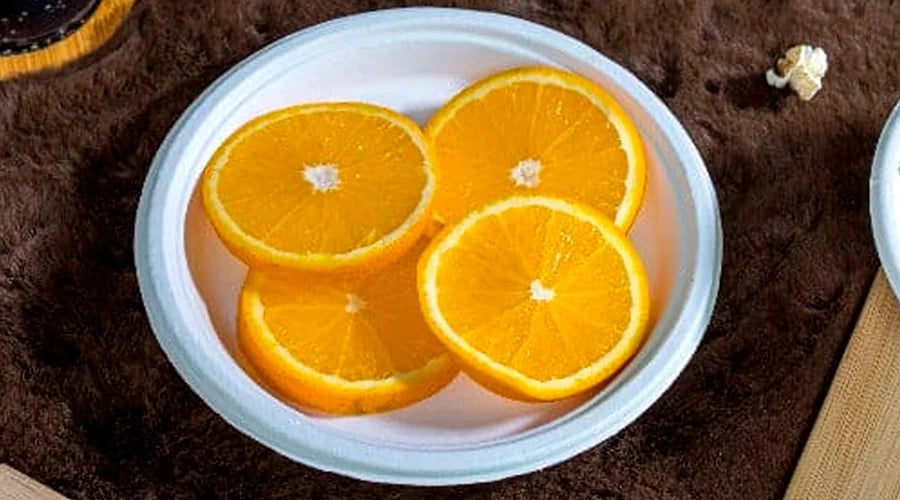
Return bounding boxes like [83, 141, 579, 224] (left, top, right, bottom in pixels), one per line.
[785, 271, 900, 500]
[0, 465, 67, 500]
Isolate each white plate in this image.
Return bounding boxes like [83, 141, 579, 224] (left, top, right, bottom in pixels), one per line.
[872, 100, 900, 297]
[135, 7, 721, 485]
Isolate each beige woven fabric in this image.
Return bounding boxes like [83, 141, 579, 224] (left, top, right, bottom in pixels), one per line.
[0, 465, 67, 500]
[785, 271, 900, 500]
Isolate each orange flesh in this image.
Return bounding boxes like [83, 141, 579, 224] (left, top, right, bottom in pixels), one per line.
[427, 68, 644, 229]
[215, 109, 428, 255]
[252, 241, 447, 381]
[432, 204, 634, 380]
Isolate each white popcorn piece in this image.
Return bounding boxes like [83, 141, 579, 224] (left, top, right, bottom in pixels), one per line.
[766, 45, 828, 101]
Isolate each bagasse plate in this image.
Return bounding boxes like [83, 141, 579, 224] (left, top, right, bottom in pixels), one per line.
[872, 100, 900, 298]
[135, 7, 722, 485]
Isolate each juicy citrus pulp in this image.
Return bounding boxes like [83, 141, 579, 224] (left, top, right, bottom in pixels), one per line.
[418, 196, 650, 400]
[426, 66, 646, 230]
[239, 239, 457, 414]
[202, 102, 435, 274]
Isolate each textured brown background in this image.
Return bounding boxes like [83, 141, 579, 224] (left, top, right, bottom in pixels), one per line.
[0, 1, 895, 498]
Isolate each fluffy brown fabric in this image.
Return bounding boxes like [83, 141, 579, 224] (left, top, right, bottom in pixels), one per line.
[0, 0, 893, 498]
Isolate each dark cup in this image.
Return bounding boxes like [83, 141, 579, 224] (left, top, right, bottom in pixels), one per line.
[0, 0, 98, 55]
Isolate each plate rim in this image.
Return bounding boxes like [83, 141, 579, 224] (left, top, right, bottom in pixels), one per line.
[134, 7, 722, 485]
[871, 99, 900, 297]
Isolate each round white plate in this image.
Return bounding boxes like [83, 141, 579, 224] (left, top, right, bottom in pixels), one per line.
[872, 100, 900, 297]
[135, 7, 721, 485]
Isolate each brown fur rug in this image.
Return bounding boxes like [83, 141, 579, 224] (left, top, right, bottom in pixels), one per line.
[0, 0, 895, 498]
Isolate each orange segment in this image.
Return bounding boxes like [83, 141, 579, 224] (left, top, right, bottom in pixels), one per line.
[426, 67, 646, 230]
[239, 240, 457, 414]
[418, 196, 650, 401]
[203, 102, 435, 274]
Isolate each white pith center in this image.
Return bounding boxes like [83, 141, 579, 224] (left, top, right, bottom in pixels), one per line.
[303, 164, 340, 192]
[511, 158, 542, 188]
[529, 279, 555, 302]
[345, 294, 365, 314]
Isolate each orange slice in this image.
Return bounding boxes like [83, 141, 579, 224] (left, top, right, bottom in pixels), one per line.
[418, 196, 650, 401]
[426, 67, 646, 230]
[202, 102, 435, 274]
[239, 240, 457, 414]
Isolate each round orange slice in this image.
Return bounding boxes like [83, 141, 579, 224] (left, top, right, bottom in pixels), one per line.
[239, 240, 457, 414]
[202, 102, 435, 274]
[426, 67, 646, 230]
[418, 196, 650, 401]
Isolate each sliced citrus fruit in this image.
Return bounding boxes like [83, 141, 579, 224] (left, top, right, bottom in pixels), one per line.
[426, 67, 646, 230]
[202, 102, 435, 274]
[418, 196, 650, 401]
[239, 239, 457, 414]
